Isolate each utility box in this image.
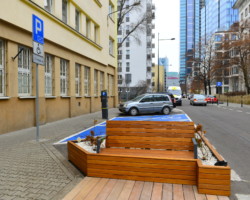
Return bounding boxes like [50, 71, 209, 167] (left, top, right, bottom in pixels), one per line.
[101, 90, 108, 119]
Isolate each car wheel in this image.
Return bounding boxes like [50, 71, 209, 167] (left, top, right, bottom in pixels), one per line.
[204, 103, 207, 106]
[190, 101, 192, 105]
[162, 107, 170, 115]
[179, 102, 182, 106]
[129, 108, 138, 116]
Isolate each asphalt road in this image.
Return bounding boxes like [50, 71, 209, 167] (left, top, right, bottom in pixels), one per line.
[179, 99, 250, 200]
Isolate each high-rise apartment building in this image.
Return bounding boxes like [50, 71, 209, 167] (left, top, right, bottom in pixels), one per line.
[117, 0, 155, 100]
[0, 0, 117, 134]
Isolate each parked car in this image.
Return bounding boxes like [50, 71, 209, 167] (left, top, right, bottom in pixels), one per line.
[188, 94, 194, 100]
[118, 93, 174, 116]
[205, 95, 218, 103]
[190, 94, 207, 106]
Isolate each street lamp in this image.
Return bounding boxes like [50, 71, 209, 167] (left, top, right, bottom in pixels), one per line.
[157, 33, 175, 92]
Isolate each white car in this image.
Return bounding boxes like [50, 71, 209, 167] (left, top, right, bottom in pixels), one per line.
[190, 94, 207, 106]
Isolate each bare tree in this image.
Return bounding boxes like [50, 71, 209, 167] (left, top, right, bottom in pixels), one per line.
[117, 0, 154, 48]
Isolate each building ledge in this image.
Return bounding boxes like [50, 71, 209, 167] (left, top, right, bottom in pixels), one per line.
[0, 96, 11, 100]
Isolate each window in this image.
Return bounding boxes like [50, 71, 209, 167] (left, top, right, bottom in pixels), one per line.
[0, 40, 5, 96]
[125, 74, 131, 84]
[109, 2, 114, 20]
[75, 63, 81, 96]
[84, 66, 90, 96]
[60, 59, 68, 96]
[62, 0, 68, 23]
[100, 72, 104, 92]
[245, 8, 248, 17]
[108, 75, 114, 95]
[45, 54, 53, 96]
[94, 70, 98, 96]
[75, 9, 80, 31]
[94, 25, 99, 43]
[86, 18, 91, 38]
[241, 12, 243, 21]
[44, 0, 53, 13]
[18, 46, 32, 96]
[109, 37, 114, 55]
[126, 62, 130, 72]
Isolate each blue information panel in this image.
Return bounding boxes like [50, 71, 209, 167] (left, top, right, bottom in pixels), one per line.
[32, 14, 44, 44]
[216, 82, 222, 87]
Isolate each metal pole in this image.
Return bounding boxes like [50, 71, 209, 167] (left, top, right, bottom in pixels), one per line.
[241, 95, 243, 107]
[36, 63, 40, 142]
[227, 96, 228, 107]
[157, 33, 159, 92]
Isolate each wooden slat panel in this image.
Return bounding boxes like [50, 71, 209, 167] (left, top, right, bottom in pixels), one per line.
[106, 128, 194, 134]
[199, 184, 230, 191]
[183, 185, 195, 200]
[198, 179, 230, 185]
[94, 179, 118, 200]
[139, 182, 153, 200]
[88, 154, 197, 166]
[108, 136, 193, 142]
[128, 181, 144, 200]
[87, 173, 197, 185]
[199, 188, 230, 196]
[107, 120, 194, 126]
[117, 180, 135, 200]
[88, 164, 197, 176]
[206, 194, 219, 200]
[151, 183, 163, 200]
[107, 131, 194, 137]
[173, 184, 184, 200]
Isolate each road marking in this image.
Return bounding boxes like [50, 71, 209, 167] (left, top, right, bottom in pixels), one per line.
[231, 169, 243, 181]
[235, 194, 250, 200]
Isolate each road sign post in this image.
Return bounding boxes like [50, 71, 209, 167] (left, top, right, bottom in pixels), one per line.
[32, 14, 44, 142]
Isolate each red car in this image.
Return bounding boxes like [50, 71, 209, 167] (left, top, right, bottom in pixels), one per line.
[205, 95, 218, 103]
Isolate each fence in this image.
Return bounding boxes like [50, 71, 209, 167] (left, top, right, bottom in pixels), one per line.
[218, 95, 250, 105]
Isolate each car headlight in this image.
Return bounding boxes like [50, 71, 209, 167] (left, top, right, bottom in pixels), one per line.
[123, 104, 127, 107]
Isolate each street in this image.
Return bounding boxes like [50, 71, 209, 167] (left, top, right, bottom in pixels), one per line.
[180, 99, 250, 200]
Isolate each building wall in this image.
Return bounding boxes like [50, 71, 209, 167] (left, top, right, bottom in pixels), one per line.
[0, 0, 117, 134]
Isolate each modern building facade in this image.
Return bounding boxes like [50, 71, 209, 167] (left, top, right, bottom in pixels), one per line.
[166, 72, 180, 88]
[117, 0, 155, 100]
[0, 0, 117, 134]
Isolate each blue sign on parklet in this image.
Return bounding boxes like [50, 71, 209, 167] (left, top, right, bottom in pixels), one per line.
[32, 14, 44, 44]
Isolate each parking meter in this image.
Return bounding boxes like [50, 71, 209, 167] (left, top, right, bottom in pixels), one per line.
[101, 90, 108, 119]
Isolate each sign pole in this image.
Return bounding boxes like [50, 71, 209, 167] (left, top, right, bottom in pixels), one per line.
[36, 63, 39, 142]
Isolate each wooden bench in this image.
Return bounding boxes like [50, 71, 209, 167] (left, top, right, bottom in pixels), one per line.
[98, 120, 197, 159]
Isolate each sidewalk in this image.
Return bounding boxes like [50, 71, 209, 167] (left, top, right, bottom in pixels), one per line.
[213, 101, 250, 109]
[0, 108, 120, 200]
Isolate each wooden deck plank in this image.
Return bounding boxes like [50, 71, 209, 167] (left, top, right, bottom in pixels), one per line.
[62, 177, 92, 200]
[128, 181, 144, 200]
[118, 180, 136, 200]
[106, 179, 126, 200]
[140, 182, 153, 200]
[217, 196, 230, 200]
[162, 183, 172, 200]
[151, 183, 162, 200]
[183, 185, 195, 200]
[192, 186, 207, 200]
[94, 179, 118, 200]
[173, 184, 184, 200]
[83, 178, 109, 200]
[206, 195, 218, 200]
[73, 177, 101, 200]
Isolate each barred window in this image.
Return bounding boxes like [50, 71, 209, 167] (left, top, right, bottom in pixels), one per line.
[45, 54, 53, 96]
[108, 74, 114, 96]
[84, 66, 90, 96]
[60, 59, 68, 96]
[75, 63, 81, 96]
[18, 46, 32, 96]
[94, 70, 98, 96]
[100, 71, 104, 92]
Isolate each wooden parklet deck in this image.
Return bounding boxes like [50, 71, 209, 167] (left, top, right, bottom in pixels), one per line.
[63, 177, 230, 200]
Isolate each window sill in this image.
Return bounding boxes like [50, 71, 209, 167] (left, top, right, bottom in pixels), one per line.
[76, 96, 82, 98]
[84, 95, 91, 98]
[45, 96, 57, 99]
[60, 96, 71, 98]
[18, 96, 36, 99]
[0, 96, 11, 100]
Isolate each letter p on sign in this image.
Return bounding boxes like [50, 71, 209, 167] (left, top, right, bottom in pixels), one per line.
[32, 14, 44, 44]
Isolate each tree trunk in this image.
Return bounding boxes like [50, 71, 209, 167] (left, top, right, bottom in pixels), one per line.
[204, 79, 207, 95]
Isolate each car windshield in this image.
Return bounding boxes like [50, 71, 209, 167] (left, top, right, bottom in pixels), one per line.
[194, 95, 205, 99]
[168, 90, 181, 95]
[131, 94, 145, 102]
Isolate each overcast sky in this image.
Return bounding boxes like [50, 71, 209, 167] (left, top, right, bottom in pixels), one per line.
[153, 0, 180, 72]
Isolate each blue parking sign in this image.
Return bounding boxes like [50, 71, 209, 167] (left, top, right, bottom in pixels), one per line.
[32, 14, 44, 44]
[216, 82, 222, 87]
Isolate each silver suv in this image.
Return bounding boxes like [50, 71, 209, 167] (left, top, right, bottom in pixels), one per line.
[118, 93, 174, 116]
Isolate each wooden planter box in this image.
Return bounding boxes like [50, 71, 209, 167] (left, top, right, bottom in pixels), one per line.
[68, 139, 231, 196]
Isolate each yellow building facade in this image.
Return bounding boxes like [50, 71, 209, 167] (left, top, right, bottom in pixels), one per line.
[151, 65, 165, 92]
[0, 0, 117, 134]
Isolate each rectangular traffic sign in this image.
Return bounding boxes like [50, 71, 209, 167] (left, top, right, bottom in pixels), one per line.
[32, 14, 44, 44]
[33, 54, 44, 65]
[33, 41, 44, 57]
